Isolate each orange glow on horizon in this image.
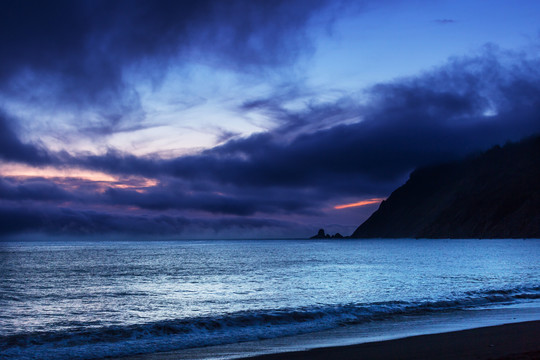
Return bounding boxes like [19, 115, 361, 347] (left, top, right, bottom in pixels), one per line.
[334, 198, 385, 210]
[0, 163, 158, 191]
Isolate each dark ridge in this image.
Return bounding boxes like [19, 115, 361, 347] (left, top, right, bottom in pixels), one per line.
[350, 135, 540, 238]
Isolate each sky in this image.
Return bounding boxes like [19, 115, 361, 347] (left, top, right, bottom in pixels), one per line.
[1, 0, 540, 239]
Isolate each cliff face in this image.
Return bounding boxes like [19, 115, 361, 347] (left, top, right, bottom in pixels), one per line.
[351, 136, 540, 238]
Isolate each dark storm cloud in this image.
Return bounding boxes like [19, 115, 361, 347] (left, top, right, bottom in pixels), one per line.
[0, 175, 322, 217]
[227, 47, 540, 180]
[75, 47, 540, 195]
[102, 182, 323, 216]
[0, 0, 359, 142]
[0, 112, 51, 165]
[0, 0, 348, 120]
[0, 177, 71, 202]
[7, 48, 540, 196]
[0, 203, 296, 236]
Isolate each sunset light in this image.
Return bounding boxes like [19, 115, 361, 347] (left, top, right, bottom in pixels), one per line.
[334, 198, 385, 210]
[0, 163, 158, 191]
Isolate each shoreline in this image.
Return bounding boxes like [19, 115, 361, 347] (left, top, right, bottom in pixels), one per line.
[117, 320, 540, 360]
[240, 321, 540, 360]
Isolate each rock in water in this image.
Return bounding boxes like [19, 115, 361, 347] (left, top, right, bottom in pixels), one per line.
[310, 229, 327, 239]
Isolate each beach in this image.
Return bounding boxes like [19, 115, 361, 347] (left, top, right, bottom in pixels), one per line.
[243, 321, 540, 360]
[3, 239, 539, 360]
[119, 321, 540, 360]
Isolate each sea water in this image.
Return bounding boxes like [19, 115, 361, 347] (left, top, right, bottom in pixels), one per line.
[1, 239, 539, 359]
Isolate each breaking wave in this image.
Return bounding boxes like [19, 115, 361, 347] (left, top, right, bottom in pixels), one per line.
[1, 285, 539, 360]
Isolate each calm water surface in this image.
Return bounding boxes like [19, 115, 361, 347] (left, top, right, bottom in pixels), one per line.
[1, 239, 539, 359]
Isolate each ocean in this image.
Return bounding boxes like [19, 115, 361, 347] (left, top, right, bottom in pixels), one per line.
[1, 239, 539, 359]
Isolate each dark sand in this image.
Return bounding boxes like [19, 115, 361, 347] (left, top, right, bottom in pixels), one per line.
[118, 321, 540, 360]
[241, 321, 540, 360]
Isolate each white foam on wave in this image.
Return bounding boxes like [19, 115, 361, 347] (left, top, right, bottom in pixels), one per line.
[2, 285, 540, 360]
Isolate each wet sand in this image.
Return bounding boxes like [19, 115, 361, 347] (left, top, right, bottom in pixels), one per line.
[118, 321, 540, 360]
[240, 321, 540, 360]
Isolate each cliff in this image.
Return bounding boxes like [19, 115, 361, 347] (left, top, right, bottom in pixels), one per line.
[351, 136, 540, 238]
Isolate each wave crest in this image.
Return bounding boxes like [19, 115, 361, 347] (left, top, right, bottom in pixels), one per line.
[2, 285, 539, 360]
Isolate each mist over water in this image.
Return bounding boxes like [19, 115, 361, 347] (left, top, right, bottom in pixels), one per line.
[1, 239, 539, 359]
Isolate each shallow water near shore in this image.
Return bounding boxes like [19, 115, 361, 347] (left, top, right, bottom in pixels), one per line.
[1, 239, 539, 359]
[138, 304, 540, 360]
